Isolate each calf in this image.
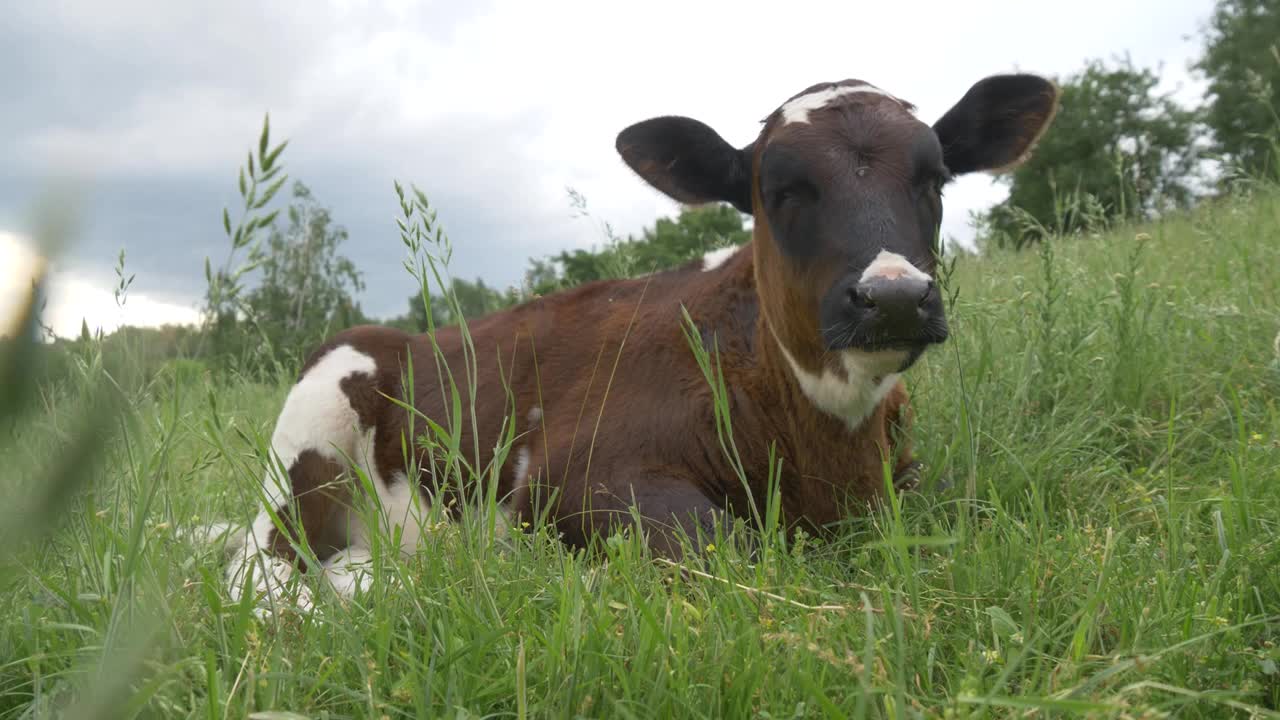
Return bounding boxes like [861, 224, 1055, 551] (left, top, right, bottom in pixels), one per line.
[223, 74, 1058, 608]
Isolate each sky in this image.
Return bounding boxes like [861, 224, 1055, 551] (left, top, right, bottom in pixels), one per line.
[1, 0, 1217, 338]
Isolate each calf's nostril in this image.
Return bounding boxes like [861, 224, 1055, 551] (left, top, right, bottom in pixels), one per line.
[848, 286, 875, 309]
[919, 280, 936, 307]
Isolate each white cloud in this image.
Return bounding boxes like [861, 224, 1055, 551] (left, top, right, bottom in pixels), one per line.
[1, 231, 201, 340]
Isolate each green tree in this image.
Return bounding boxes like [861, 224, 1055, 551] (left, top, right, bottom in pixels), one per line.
[980, 58, 1201, 249]
[522, 257, 563, 297]
[240, 181, 367, 365]
[395, 290, 451, 332]
[525, 203, 749, 294]
[447, 277, 508, 320]
[552, 247, 616, 289]
[384, 201, 752, 332]
[392, 278, 518, 332]
[632, 204, 750, 269]
[1195, 0, 1280, 179]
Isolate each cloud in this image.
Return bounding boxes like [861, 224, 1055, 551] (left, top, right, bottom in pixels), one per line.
[1, 231, 201, 339]
[1, 0, 1217, 321]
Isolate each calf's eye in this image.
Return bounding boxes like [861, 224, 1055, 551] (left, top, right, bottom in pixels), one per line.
[772, 181, 814, 208]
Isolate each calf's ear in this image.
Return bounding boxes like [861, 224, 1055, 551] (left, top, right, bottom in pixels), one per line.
[616, 116, 754, 214]
[932, 74, 1060, 176]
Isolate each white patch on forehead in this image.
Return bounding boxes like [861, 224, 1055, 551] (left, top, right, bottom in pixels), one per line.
[781, 84, 907, 125]
[771, 329, 905, 430]
[701, 245, 740, 272]
[860, 250, 931, 283]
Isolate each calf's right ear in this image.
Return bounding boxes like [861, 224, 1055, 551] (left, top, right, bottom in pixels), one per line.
[615, 116, 754, 214]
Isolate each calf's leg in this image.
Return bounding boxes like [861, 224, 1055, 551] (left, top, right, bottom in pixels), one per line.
[579, 472, 726, 560]
[883, 383, 927, 492]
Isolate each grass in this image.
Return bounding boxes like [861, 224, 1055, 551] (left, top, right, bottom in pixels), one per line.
[2, 181, 1279, 719]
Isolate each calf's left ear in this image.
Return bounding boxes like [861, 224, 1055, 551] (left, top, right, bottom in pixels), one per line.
[932, 74, 1060, 176]
[615, 116, 754, 214]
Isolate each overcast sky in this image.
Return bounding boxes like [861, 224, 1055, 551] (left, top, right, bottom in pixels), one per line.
[2, 0, 1216, 337]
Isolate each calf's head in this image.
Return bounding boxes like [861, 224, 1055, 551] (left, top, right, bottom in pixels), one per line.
[617, 75, 1058, 422]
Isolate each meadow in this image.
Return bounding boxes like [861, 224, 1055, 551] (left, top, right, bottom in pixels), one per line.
[2, 179, 1278, 718]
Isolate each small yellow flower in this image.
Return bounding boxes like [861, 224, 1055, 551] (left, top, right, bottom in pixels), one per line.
[705, 543, 716, 553]
[1251, 432, 1264, 442]
[982, 649, 1000, 664]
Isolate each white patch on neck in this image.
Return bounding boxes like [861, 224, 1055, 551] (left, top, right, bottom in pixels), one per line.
[772, 333, 905, 430]
[860, 250, 931, 282]
[781, 84, 906, 125]
[701, 245, 739, 272]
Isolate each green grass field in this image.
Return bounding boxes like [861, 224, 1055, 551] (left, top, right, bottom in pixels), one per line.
[2, 182, 1278, 719]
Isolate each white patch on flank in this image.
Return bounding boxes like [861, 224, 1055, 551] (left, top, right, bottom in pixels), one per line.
[495, 444, 533, 534]
[860, 250, 931, 283]
[773, 334, 905, 430]
[513, 406, 541, 490]
[500, 404, 544, 529]
[701, 245, 739, 272]
[225, 344, 379, 612]
[513, 446, 531, 487]
[780, 84, 907, 125]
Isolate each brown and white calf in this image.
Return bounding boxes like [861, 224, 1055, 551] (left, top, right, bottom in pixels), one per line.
[222, 74, 1059, 607]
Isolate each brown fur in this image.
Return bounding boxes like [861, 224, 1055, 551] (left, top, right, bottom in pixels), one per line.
[299, 240, 915, 558]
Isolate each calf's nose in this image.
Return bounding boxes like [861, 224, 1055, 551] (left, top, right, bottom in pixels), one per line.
[849, 275, 937, 327]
